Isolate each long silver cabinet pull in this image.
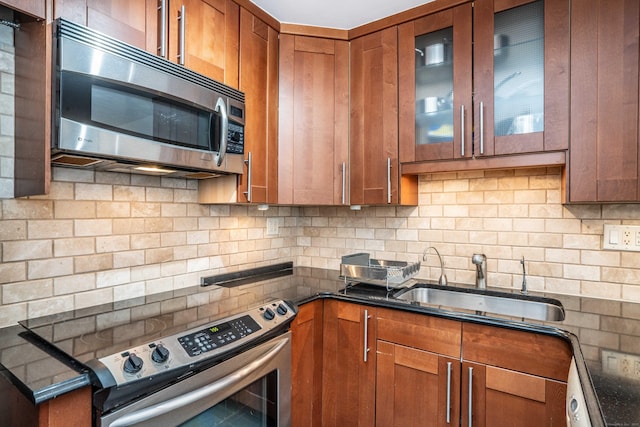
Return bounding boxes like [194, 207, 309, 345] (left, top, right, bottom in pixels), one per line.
[479, 101, 484, 155]
[468, 366, 474, 427]
[460, 105, 465, 157]
[387, 157, 392, 204]
[109, 337, 289, 427]
[363, 309, 371, 362]
[243, 152, 252, 202]
[178, 5, 186, 65]
[341, 162, 346, 205]
[158, 0, 166, 57]
[446, 361, 452, 423]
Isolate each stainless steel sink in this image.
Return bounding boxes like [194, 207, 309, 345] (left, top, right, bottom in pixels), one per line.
[393, 285, 565, 321]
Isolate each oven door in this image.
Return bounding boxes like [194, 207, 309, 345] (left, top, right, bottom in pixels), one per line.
[99, 332, 291, 427]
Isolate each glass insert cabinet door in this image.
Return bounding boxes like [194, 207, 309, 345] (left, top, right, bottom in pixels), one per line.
[400, 0, 568, 163]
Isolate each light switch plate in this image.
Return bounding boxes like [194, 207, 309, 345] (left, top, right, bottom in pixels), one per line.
[602, 349, 640, 381]
[603, 224, 640, 252]
[266, 218, 279, 236]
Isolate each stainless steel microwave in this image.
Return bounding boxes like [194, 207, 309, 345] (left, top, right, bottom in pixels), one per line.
[51, 19, 245, 178]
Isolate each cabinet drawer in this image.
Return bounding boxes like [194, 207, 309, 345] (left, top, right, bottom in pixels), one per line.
[376, 308, 461, 358]
[462, 323, 571, 381]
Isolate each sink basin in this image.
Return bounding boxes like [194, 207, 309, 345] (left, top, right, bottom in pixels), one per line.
[393, 285, 565, 322]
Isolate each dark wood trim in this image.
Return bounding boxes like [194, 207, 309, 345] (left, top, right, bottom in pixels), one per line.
[401, 150, 566, 175]
[279, 23, 349, 40]
[233, 0, 280, 31]
[348, 0, 470, 40]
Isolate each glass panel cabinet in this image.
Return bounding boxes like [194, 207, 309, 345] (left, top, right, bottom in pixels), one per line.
[399, 0, 569, 164]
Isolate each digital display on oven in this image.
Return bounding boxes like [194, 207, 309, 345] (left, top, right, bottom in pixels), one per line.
[209, 322, 231, 334]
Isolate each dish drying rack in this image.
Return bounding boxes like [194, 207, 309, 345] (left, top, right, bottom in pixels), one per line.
[339, 253, 421, 290]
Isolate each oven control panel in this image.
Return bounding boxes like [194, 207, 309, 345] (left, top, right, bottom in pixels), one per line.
[178, 315, 261, 357]
[95, 299, 295, 386]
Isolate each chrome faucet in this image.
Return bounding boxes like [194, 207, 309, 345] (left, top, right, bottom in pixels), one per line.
[472, 253, 487, 289]
[423, 247, 447, 286]
[520, 256, 528, 295]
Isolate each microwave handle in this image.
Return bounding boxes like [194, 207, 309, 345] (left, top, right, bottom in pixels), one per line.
[214, 97, 228, 167]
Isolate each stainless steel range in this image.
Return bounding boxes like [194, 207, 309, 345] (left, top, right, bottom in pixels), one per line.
[19, 293, 296, 427]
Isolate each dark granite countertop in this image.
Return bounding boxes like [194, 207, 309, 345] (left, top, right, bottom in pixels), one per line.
[1, 266, 639, 427]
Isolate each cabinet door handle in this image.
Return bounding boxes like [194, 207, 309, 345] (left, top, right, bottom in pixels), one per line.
[363, 309, 371, 362]
[479, 101, 484, 155]
[468, 366, 474, 427]
[243, 152, 252, 202]
[341, 162, 346, 205]
[460, 105, 465, 157]
[178, 5, 186, 65]
[387, 157, 392, 204]
[158, 0, 167, 57]
[446, 361, 452, 423]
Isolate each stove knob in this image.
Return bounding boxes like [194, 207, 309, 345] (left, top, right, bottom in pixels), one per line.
[276, 303, 288, 316]
[123, 353, 143, 374]
[263, 308, 275, 321]
[151, 344, 170, 363]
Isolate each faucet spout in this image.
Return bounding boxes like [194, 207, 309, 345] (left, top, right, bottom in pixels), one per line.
[423, 247, 447, 286]
[471, 253, 487, 289]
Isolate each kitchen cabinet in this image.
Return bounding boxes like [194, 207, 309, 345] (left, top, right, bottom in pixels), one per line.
[291, 300, 323, 427]
[53, 0, 156, 51]
[166, 0, 239, 87]
[375, 307, 462, 426]
[0, 0, 45, 18]
[399, 0, 569, 172]
[54, 0, 239, 86]
[461, 322, 571, 427]
[236, 7, 278, 204]
[350, 27, 417, 206]
[568, 0, 640, 202]
[321, 300, 376, 426]
[292, 299, 573, 426]
[0, 374, 91, 427]
[278, 34, 349, 205]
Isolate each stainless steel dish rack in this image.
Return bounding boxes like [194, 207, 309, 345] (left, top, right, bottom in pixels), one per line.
[339, 253, 421, 290]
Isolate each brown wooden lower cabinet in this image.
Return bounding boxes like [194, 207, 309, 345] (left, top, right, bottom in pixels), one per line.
[376, 341, 461, 427]
[461, 362, 567, 427]
[290, 300, 572, 427]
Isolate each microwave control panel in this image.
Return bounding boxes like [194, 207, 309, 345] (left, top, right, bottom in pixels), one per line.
[226, 121, 245, 154]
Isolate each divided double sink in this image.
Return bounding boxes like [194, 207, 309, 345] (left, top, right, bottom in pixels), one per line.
[392, 284, 565, 322]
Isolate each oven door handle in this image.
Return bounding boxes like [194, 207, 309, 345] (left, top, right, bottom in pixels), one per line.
[109, 336, 289, 427]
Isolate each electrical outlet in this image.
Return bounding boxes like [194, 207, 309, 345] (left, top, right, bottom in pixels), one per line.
[266, 218, 279, 236]
[602, 350, 640, 381]
[603, 224, 640, 252]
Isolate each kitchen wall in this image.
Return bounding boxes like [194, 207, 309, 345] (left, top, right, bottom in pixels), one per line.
[0, 22, 13, 199]
[2, 24, 640, 330]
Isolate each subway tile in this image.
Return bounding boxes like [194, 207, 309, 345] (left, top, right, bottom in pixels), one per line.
[27, 220, 72, 239]
[3, 199, 53, 219]
[3, 239, 51, 261]
[54, 201, 95, 219]
[0, 262, 25, 284]
[75, 219, 113, 236]
[54, 273, 96, 295]
[28, 257, 74, 279]
[75, 183, 113, 201]
[74, 254, 113, 274]
[580, 281, 622, 300]
[54, 237, 95, 257]
[2, 279, 52, 304]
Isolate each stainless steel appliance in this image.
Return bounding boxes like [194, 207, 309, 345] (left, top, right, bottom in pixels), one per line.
[51, 19, 245, 178]
[20, 295, 296, 426]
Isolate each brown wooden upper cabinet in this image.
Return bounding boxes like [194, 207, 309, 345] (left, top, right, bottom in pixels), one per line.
[278, 34, 349, 205]
[351, 27, 417, 206]
[568, 0, 640, 203]
[399, 0, 569, 169]
[236, 7, 278, 204]
[1, 0, 45, 18]
[54, 0, 239, 87]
